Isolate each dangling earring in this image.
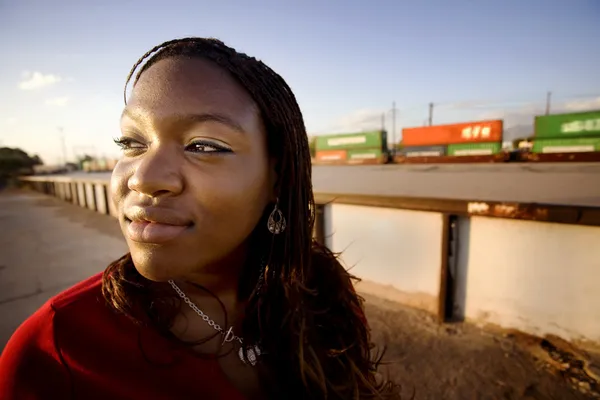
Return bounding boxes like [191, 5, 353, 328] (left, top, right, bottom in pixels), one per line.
[267, 199, 286, 234]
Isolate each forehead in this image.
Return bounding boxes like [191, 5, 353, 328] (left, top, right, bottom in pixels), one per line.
[126, 57, 259, 119]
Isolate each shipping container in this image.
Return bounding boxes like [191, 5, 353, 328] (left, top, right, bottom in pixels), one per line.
[347, 148, 383, 160]
[402, 120, 503, 146]
[532, 137, 600, 154]
[399, 145, 447, 157]
[314, 150, 347, 161]
[447, 142, 502, 156]
[315, 131, 386, 151]
[535, 110, 600, 139]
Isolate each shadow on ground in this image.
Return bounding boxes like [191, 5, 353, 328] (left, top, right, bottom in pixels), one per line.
[364, 294, 599, 400]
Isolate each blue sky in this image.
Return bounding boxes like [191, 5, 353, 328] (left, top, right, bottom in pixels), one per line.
[1, 0, 599, 164]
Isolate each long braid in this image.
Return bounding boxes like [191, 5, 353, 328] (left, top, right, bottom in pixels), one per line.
[104, 37, 400, 399]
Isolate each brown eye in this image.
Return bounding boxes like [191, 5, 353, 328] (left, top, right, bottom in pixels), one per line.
[114, 137, 146, 151]
[185, 140, 232, 154]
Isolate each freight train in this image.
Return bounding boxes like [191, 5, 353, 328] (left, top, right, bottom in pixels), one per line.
[311, 109, 600, 165]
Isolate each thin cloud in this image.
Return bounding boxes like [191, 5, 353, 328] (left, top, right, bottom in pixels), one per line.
[45, 96, 70, 107]
[18, 71, 62, 90]
[6, 117, 18, 126]
[478, 96, 600, 126]
[325, 108, 384, 133]
[438, 100, 496, 110]
[563, 96, 600, 112]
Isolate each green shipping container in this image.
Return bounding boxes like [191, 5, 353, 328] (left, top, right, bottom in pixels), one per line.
[315, 131, 384, 151]
[532, 137, 600, 154]
[535, 110, 600, 139]
[347, 148, 383, 160]
[447, 142, 502, 156]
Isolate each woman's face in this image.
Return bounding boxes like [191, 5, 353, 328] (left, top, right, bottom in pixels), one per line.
[111, 57, 275, 282]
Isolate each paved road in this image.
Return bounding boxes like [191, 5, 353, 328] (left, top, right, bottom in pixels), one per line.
[0, 190, 127, 351]
[62, 163, 600, 207]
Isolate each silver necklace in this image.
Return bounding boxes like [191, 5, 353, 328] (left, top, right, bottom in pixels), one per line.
[167, 279, 262, 366]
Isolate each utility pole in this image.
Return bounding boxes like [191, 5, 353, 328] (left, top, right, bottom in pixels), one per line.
[381, 112, 385, 132]
[391, 101, 397, 155]
[545, 91, 552, 115]
[58, 127, 67, 165]
[428, 102, 434, 126]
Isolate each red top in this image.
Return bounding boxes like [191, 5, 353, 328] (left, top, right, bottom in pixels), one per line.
[0, 273, 247, 400]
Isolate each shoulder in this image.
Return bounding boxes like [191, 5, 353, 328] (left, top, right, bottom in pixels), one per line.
[0, 272, 105, 397]
[51, 271, 105, 310]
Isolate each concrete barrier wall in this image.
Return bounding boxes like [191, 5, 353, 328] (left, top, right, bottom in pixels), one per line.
[457, 216, 600, 347]
[19, 176, 600, 349]
[84, 183, 95, 211]
[76, 182, 86, 208]
[325, 203, 444, 314]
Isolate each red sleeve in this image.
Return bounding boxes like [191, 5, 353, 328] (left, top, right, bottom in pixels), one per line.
[0, 301, 70, 399]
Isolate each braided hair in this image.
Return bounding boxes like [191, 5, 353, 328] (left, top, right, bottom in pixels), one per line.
[103, 37, 400, 399]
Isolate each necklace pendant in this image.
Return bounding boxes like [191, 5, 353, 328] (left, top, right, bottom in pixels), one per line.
[238, 345, 261, 367]
[222, 326, 236, 345]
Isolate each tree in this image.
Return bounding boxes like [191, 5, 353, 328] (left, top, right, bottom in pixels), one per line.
[31, 155, 43, 166]
[0, 147, 42, 186]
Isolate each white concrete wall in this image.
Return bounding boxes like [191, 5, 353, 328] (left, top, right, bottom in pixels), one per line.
[55, 182, 64, 200]
[94, 184, 107, 215]
[324, 203, 444, 313]
[84, 183, 95, 211]
[70, 183, 78, 205]
[461, 216, 600, 345]
[76, 182, 86, 208]
[60, 182, 71, 202]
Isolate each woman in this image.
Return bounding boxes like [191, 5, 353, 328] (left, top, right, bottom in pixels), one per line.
[0, 37, 400, 399]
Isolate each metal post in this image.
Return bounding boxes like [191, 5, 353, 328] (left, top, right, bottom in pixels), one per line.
[428, 103, 434, 126]
[392, 101, 396, 155]
[545, 91, 552, 115]
[58, 127, 67, 165]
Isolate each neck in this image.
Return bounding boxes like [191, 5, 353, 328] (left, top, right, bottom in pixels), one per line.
[177, 246, 250, 306]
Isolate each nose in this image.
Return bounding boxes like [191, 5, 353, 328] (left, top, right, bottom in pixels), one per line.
[127, 144, 184, 198]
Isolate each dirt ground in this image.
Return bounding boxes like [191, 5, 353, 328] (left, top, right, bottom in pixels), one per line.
[364, 294, 600, 400]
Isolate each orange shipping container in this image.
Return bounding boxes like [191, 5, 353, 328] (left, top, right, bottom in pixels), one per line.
[402, 120, 503, 146]
[315, 150, 347, 161]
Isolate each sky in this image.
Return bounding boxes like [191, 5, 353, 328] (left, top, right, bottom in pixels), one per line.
[0, 0, 599, 164]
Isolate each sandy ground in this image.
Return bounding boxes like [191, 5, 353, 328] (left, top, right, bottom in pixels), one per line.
[365, 294, 600, 399]
[0, 189, 598, 399]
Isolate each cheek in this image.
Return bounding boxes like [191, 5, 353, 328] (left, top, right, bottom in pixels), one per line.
[189, 160, 271, 239]
[109, 160, 130, 211]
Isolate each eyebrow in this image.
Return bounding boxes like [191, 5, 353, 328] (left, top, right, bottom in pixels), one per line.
[121, 108, 246, 134]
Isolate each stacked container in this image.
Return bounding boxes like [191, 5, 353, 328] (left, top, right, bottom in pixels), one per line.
[533, 110, 600, 154]
[399, 120, 504, 159]
[314, 131, 389, 164]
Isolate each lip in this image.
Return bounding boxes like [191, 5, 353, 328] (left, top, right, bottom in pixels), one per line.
[124, 206, 193, 244]
[126, 220, 190, 244]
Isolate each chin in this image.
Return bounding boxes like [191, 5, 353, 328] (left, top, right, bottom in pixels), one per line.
[129, 248, 183, 282]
